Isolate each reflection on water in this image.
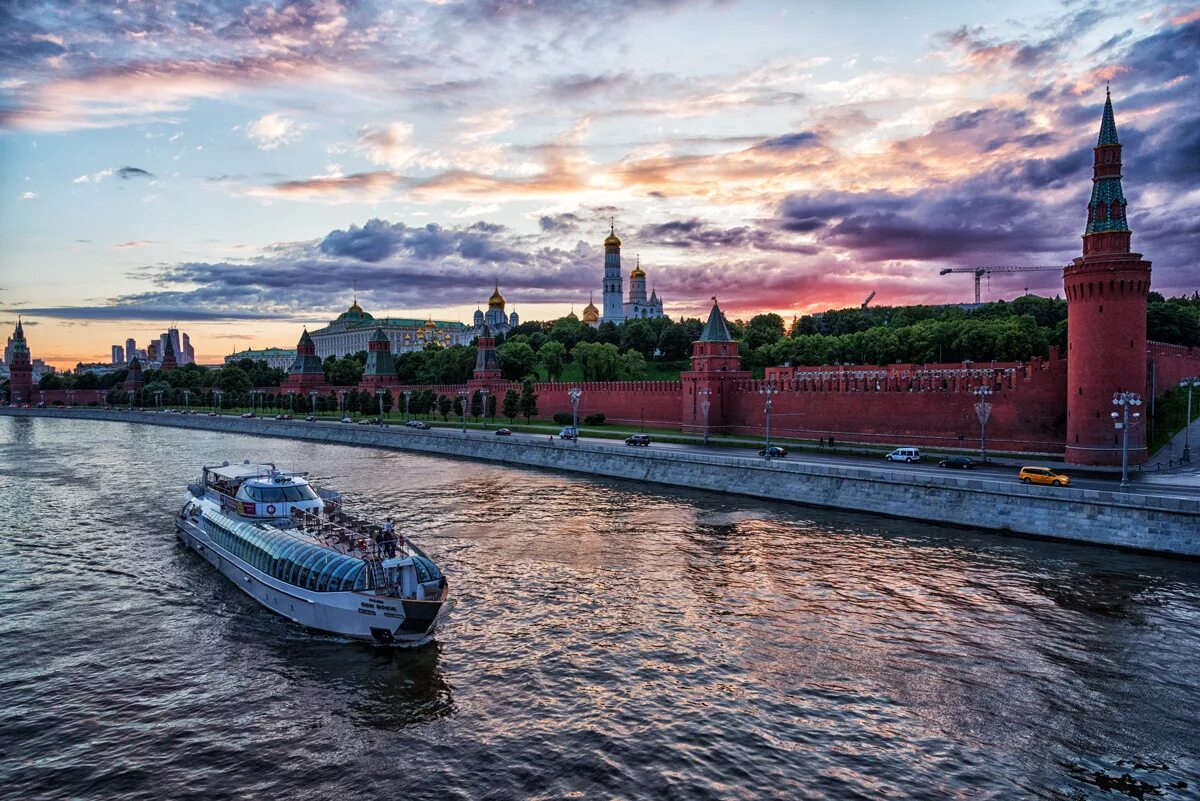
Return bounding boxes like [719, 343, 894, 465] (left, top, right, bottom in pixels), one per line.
[1, 415, 1198, 801]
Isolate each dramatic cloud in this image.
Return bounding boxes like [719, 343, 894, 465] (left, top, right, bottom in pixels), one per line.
[244, 113, 308, 151]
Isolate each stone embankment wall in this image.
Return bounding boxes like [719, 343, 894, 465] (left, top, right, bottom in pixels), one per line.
[5, 407, 1198, 557]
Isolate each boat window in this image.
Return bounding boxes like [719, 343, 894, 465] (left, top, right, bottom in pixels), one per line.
[281, 485, 317, 502]
[411, 555, 443, 583]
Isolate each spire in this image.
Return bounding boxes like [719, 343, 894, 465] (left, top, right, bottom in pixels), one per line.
[1084, 88, 1130, 243]
[699, 297, 733, 342]
[1097, 86, 1119, 146]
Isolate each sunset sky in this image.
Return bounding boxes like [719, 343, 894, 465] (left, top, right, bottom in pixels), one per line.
[1, 0, 1197, 367]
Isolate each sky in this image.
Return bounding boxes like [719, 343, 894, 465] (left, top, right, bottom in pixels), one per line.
[0, 0, 1197, 368]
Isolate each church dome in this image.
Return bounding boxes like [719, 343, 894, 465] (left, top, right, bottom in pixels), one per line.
[337, 299, 374, 322]
[488, 286, 505, 309]
[630, 266, 646, 280]
[425, 315, 436, 329]
[604, 231, 621, 248]
[582, 301, 600, 324]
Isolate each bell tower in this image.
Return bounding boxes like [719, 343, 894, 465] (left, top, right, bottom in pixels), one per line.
[601, 220, 625, 323]
[1064, 90, 1151, 466]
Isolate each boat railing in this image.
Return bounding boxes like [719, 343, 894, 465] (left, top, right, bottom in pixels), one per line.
[288, 507, 422, 564]
[314, 486, 343, 506]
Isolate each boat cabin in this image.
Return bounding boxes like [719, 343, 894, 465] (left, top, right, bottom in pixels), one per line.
[198, 461, 334, 519]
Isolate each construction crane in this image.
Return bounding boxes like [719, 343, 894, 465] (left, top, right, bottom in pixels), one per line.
[861, 290, 876, 309]
[938, 265, 1066, 304]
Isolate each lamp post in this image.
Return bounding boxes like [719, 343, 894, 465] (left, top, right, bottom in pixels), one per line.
[1112, 391, 1143, 489]
[338, 390, 347, 418]
[698, 387, 713, 445]
[287, 391, 295, 415]
[309, 390, 318, 416]
[376, 388, 388, 425]
[154, 389, 163, 409]
[213, 389, 223, 413]
[973, 385, 993, 463]
[183, 389, 191, 412]
[568, 387, 582, 444]
[403, 390, 412, 420]
[457, 389, 469, 432]
[1179, 377, 1199, 463]
[759, 384, 778, 457]
[479, 387, 489, 430]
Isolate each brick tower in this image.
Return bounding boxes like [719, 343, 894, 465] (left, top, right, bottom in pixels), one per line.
[681, 298, 750, 435]
[472, 324, 502, 381]
[284, 329, 326, 390]
[361, 327, 398, 389]
[8, 318, 33, 404]
[1064, 90, 1151, 466]
[124, 356, 145, 394]
[160, 334, 177, 371]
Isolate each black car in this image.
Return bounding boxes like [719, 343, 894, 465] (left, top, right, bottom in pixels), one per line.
[759, 445, 788, 458]
[625, 434, 651, 446]
[495, 428, 513, 436]
[939, 456, 977, 469]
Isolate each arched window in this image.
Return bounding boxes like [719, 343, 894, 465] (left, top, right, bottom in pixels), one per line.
[1096, 201, 1107, 221]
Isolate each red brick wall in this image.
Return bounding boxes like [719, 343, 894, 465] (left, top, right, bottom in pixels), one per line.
[1148, 341, 1200, 396]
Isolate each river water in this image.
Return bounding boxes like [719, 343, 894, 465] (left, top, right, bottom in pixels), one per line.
[1, 416, 1198, 800]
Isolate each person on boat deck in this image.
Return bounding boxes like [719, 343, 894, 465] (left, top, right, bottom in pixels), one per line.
[383, 518, 397, 558]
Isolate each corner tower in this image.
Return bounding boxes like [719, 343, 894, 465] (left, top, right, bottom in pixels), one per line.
[1064, 90, 1151, 466]
[8, 318, 33, 403]
[601, 221, 625, 323]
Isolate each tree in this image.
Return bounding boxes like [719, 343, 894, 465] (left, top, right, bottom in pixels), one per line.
[538, 340, 567, 382]
[38, 373, 64, 390]
[549, 315, 587, 350]
[497, 341, 539, 380]
[571, 342, 621, 381]
[503, 389, 520, 421]
[519, 380, 538, 421]
[619, 319, 657, 359]
[470, 390, 484, 420]
[487, 392, 497, 420]
[745, 313, 786, 350]
[437, 394, 452, 421]
[325, 357, 364, 386]
[618, 348, 648, 380]
[657, 322, 694, 361]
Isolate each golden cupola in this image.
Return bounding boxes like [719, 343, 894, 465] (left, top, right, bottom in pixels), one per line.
[488, 284, 506, 309]
[604, 219, 621, 250]
[582, 293, 600, 324]
[630, 254, 645, 280]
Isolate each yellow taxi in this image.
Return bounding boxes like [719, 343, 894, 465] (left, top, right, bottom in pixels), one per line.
[1018, 466, 1071, 487]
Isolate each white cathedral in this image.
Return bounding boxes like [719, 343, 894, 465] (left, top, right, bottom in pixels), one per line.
[582, 223, 665, 327]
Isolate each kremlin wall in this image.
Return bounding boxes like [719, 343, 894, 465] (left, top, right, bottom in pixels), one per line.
[8, 93, 1200, 466]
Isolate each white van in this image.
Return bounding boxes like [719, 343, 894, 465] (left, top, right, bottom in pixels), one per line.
[886, 447, 921, 463]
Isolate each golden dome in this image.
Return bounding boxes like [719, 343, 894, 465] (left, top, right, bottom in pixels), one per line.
[488, 285, 505, 309]
[425, 315, 436, 329]
[630, 267, 645, 280]
[348, 300, 363, 313]
[604, 218, 620, 248]
[582, 305, 600, 323]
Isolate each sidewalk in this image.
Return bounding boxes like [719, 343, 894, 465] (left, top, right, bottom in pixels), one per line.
[1149, 417, 1200, 467]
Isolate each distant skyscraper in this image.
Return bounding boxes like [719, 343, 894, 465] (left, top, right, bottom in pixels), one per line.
[148, 341, 159, 361]
[125, 337, 136, 364]
[168, 328, 181, 363]
[182, 332, 193, 365]
[112, 345, 124, 365]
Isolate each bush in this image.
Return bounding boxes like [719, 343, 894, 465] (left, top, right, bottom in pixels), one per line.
[552, 412, 573, 425]
[583, 413, 606, 425]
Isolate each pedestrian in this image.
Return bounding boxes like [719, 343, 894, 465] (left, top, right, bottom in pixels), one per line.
[383, 518, 396, 558]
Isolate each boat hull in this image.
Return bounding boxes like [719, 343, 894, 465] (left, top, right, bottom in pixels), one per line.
[176, 517, 449, 645]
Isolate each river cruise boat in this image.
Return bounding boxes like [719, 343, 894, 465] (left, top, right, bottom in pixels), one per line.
[176, 461, 450, 645]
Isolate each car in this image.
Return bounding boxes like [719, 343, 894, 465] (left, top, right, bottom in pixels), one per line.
[275, 413, 292, 420]
[304, 415, 317, 422]
[939, 456, 977, 469]
[495, 428, 512, 436]
[1018, 466, 1071, 487]
[759, 445, 788, 458]
[413, 421, 431, 430]
[341, 416, 353, 423]
[886, 447, 921, 463]
[625, 434, 651, 447]
[241, 412, 255, 418]
[559, 426, 578, 440]
[357, 418, 371, 425]
[207, 412, 218, 417]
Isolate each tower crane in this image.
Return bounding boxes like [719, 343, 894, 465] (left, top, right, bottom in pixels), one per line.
[861, 291, 876, 309]
[938, 265, 1066, 304]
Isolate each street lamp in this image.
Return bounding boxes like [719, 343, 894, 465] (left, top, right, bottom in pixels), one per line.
[403, 390, 412, 420]
[568, 387, 582, 443]
[213, 389, 223, 413]
[1179, 377, 1199, 462]
[309, 389, 318, 416]
[287, 391, 295, 415]
[1112, 391, 1143, 489]
[376, 388, 388, 425]
[759, 384, 778, 456]
[973, 385, 993, 463]
[338, 390, 347, 418]
[457, 389, 469, 432]
[698, 387, 713, 445]
[479, 387, 489, 430]
[183, 388, 191, 412]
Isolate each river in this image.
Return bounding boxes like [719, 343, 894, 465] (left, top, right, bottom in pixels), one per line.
[1, 416, 1197, 800]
